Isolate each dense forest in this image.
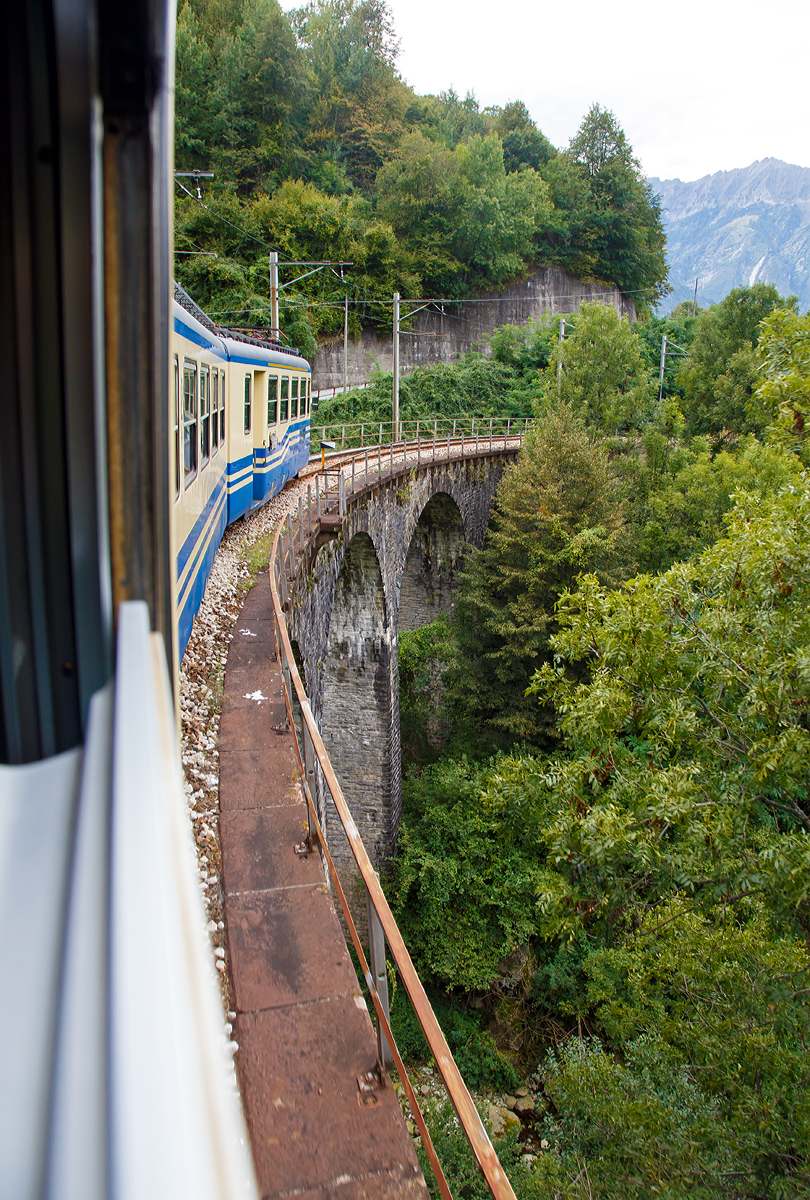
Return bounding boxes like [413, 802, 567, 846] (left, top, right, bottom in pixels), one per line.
[362, 287, 810, 1198]
[174, 0, 668, 354]
[311, 285, 810, 1197]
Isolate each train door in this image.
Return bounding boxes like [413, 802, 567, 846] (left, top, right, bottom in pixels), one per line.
[252, 369, 268, 501]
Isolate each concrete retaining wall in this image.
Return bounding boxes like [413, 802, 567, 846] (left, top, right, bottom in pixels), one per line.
[312, 266, 635, 390]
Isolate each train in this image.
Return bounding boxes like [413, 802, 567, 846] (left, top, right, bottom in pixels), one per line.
[171, 285, 311, 657]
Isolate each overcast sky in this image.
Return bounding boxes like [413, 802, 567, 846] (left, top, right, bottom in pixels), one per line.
[284, 0, 809, 183]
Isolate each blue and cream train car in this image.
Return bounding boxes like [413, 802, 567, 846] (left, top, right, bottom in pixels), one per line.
[171, 285, 311, 656]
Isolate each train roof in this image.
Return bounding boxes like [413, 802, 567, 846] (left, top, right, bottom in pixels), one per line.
[173, 282, 309, 370]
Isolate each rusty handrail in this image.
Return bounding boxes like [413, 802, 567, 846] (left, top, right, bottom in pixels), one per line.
[268, 440, 520, 1200]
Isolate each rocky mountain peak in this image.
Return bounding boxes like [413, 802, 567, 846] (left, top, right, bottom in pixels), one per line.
[648, 159, 810, 312]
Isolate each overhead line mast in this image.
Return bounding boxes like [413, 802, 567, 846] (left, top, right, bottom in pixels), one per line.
[268, 251, 353, 341]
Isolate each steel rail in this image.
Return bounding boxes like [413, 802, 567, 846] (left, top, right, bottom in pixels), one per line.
[268, 514, 517, 1200]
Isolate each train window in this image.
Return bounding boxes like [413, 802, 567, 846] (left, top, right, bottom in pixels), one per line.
[304, 377, 310, 414]
[183, 361, 198, 482]
[200, 367, 210, 466]
[280, 376, 289, 421]
[268, 376, 278, 425]
[212, 371, 219, 453]
[220, 371, 226, 443]
[244, 375, 252, 434]
[291, 377, 298, 419]
[174, 357, 180, 497]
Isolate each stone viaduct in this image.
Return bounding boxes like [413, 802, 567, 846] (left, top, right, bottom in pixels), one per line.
[284, 445, 519, 887]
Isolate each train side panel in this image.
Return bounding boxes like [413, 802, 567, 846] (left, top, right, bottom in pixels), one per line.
[171, 300, 311, 658]
[223, 339, 311, 520]
[172, 306, 230, 657]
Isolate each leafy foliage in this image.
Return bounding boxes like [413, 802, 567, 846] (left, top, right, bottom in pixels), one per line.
[174, 0, 669, 339]
[540, 301, 655, 430]
[677, 283, 794, 437]
[450, 404, 625, 748]
[563, 104, 669, 312]
[388, 756, 543, 990]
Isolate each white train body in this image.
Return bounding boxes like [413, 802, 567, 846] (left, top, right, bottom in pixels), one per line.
[171, 289, 311, 656]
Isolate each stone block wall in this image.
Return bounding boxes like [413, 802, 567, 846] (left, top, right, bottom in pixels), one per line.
[286, 450, 514, 895]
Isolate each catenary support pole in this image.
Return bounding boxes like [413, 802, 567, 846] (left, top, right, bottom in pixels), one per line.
[392, 291, 400, 443]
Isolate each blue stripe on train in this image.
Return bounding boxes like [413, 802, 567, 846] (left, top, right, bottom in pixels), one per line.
[179, 421, 310, 650]
[177, 470, 228, 577]
[177, 494, 229, 657]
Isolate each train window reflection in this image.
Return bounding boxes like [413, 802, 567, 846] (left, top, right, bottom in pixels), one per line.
[200, 367, 210, 466]
[174, 357, 180, 497]
[212, 371, 219, 452]
[244, 374, 252, 434]
[183, 361, 197, 482]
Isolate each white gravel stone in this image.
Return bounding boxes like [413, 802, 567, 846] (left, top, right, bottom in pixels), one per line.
[179, 474, 312, 1016]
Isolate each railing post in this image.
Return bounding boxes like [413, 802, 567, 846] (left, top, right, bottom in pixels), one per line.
[417, 422, 420, 467]
[298, 497, 305, 552]
[378, 442, 381, 476]
[280, 646, 292, 733]
[302, 722, 317, 850]
[316, 474, 321, 518]
[339, 472, 345, 517]
[287, 514, 296, 573]
[506, 416, 510, 446]
[452, 418, 456, 439]
[378, 422, 383, 445]
[361, 422, 364, 448]
[276, 555, 288, 608]
[307, 484, 313, 533]
[351, 457, 355, 494]
[489, 417, 493, 451]
[365, 889, 393, 1070]
[461, 427, 464, 456]
[389, 440, 394, 474]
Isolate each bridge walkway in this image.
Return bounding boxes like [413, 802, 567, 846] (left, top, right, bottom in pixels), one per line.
[218, 566, 427, 1199]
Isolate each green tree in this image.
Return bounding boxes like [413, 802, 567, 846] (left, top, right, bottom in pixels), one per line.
[491, 100, 556, 174]
[176, 0, 306, 192]
[375, 130, 553, 295]
[541, 301, 655, 430]
[291, 0, 409, 189]
[450, 404, 624, 748]
[677, 283, 793, 437]
[564, 104, 668, 310]
[520, 476, 810, 942]
[424, 88, 489, 150]
[753, 305, 810, 458]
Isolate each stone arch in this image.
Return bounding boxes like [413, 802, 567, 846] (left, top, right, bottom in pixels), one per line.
[321, 532, 394, 875]
[399, 491, 467, 632]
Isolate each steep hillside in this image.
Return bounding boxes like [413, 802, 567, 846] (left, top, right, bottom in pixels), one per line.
[649, 158, 810, 312]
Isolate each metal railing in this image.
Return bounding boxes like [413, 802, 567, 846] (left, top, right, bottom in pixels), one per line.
[314, 415, 532, 454]
[270, 434, 528, 1200]
[277, 422, 532, 572]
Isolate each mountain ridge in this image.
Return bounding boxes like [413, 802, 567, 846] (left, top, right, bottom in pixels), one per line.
[647, 158, 810, 312]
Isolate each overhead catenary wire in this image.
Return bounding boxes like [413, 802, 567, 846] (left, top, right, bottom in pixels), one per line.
[174, 177, 297, 263]
[206, 288, 642, 315]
